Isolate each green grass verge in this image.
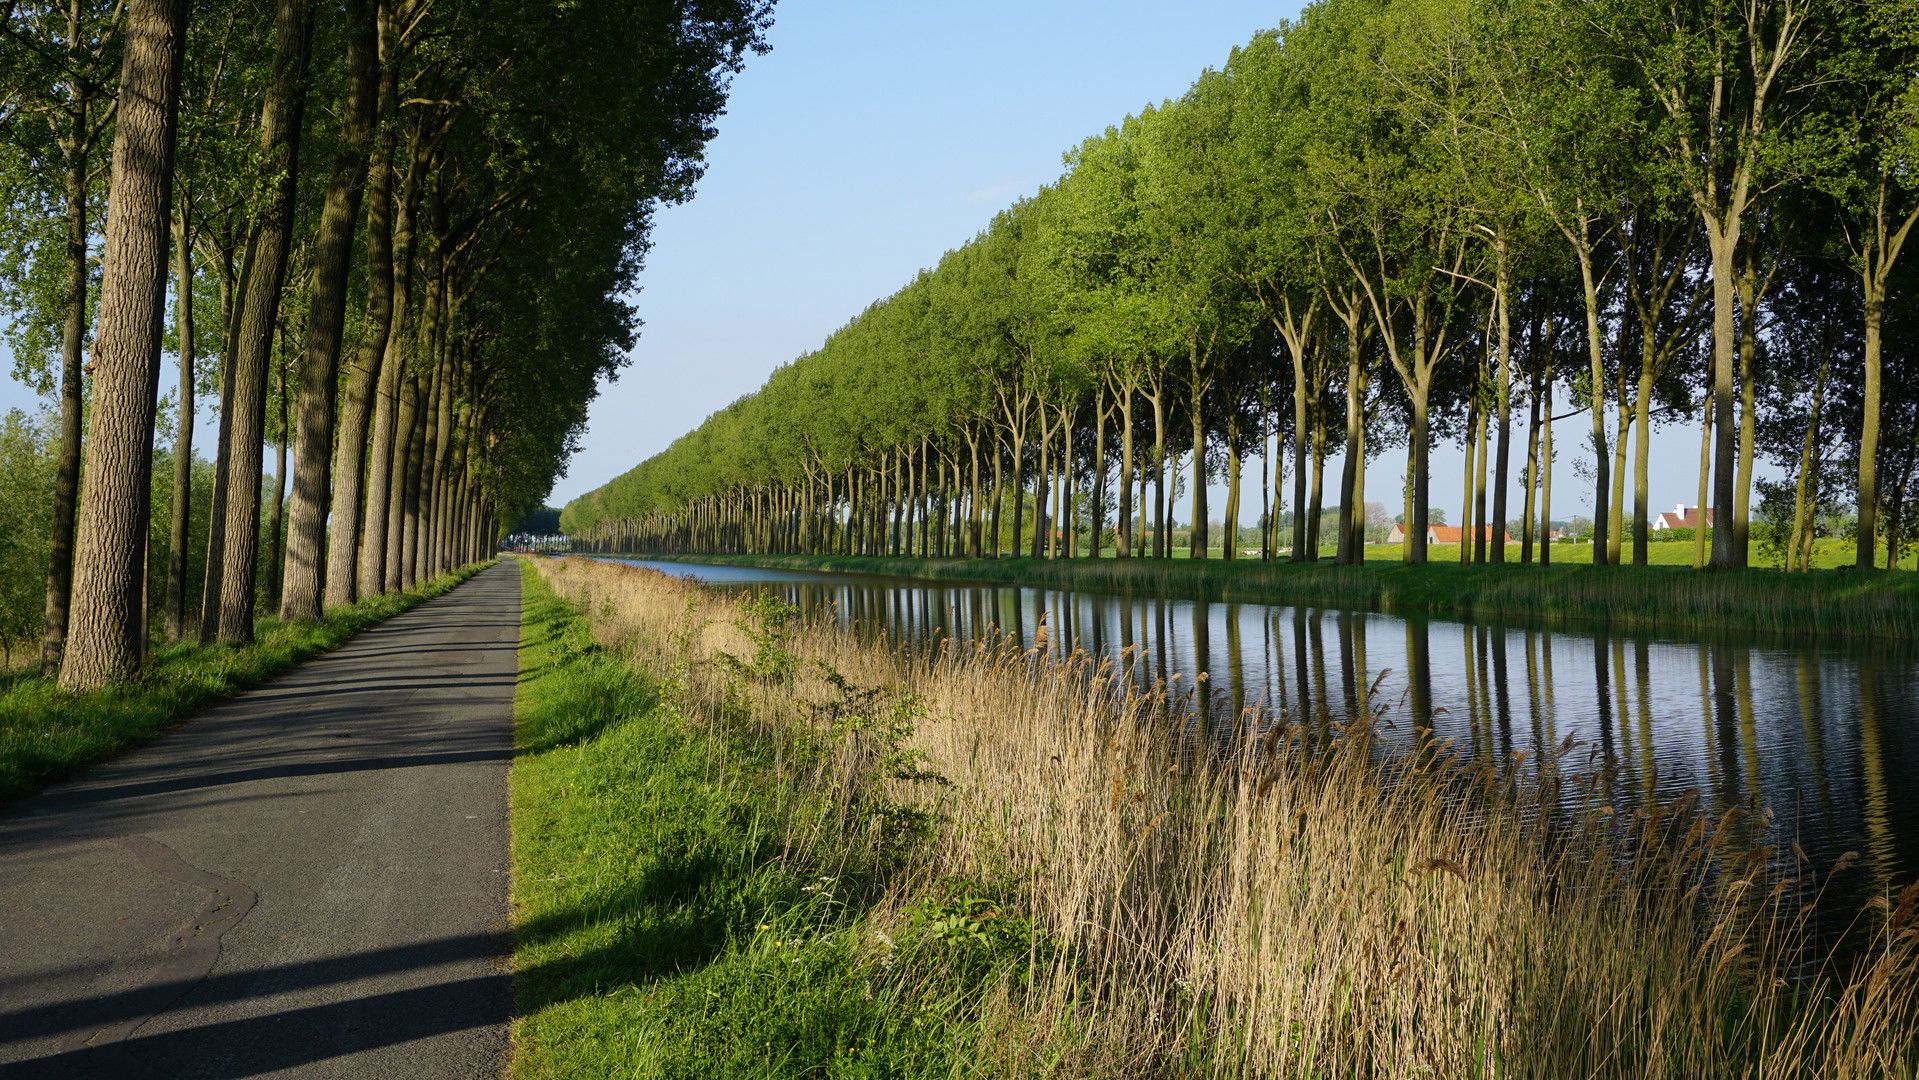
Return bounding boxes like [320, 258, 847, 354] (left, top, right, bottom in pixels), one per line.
[0, 562, 493, 805]
[510, 559, 983, 1079]
[610, 550, 1919, 641]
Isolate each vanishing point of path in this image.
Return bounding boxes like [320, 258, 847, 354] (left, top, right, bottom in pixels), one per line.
[0, 562, 522, 1079]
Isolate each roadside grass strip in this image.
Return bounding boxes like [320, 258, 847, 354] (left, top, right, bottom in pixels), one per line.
[0, 561, 493, 805]
[510, 559, 999, 1079]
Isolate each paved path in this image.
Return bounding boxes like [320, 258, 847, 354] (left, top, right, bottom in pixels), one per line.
[0, 563, 521, 1079]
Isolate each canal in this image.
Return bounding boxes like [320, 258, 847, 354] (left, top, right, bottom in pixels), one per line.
[600, 556, 1919, 914]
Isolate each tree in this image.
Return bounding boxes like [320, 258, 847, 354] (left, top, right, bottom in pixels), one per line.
[58, 0, 189, 689]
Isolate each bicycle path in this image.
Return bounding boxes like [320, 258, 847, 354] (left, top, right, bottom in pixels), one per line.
[0, 561, 521, 1079]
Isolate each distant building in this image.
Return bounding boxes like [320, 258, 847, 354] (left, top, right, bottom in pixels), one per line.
[1384, 524, 1520, 545]
[1652, 503, 1713, 531]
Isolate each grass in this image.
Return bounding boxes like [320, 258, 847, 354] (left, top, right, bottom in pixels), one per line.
[0, 562, 492, 805]
[612, 548, 1919, 642]
[513, 554, 1919, 1078]
[509, 558, 985, 1079]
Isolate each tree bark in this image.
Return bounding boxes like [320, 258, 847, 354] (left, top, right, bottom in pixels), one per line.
[1733, 252, 1759, 569]
[282, 0, 379, 619]
[213, 0, 313, 642]
[1693, 396, 1712, 569]
[41, 69, 92, 678]
[198, 247, 242, 644]
[1189, 355, 1210, 560]
[264, 357, 289, 606]
[58, 0, 189, 688]
[358, 120, 425, 596]
[164, 208, 195, 642]
[383, 373, 420, 589]
[1578, 249, 1611, 567]
[1707, 234, 1739, 569]
[1490, 235, 1512, 563]
[400, 367, 430, 587]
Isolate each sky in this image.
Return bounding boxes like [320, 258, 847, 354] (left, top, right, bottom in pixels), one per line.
[555, 0, 1726, 528]
[0, 0, 1749, 530]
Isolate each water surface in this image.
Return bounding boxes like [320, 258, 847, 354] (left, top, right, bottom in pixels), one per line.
[598, 556, 1919, 910]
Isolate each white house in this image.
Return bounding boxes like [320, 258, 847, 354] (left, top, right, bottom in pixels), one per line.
[1651, 503, 1713, 531]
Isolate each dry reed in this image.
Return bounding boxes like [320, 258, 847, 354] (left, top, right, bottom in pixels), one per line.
[533, 555, 1919, 1079]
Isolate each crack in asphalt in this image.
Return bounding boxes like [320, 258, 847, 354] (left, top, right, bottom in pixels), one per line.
[59, 836, 258, 1066]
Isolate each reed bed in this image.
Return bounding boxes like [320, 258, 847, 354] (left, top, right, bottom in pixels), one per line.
[632, 552, 1919, 643]
[532, 555, 1919, 1078]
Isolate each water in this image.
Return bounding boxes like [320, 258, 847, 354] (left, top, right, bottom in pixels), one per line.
[596, 557, 1919, 909]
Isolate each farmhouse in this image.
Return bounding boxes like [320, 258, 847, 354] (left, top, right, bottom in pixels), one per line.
[1383, 524, 1523, 545]
[1652, 503, 1713, 531]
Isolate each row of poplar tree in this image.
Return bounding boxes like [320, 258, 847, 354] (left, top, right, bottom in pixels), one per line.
[562, 0, 1919, 577]
[2, 0, 773, 688]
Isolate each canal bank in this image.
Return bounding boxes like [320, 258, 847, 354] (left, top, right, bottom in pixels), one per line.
[516, 555, 1919, 1077]
[612, 551, 1919, 643]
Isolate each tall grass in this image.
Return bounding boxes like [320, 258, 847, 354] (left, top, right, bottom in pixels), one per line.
[533, 555, 1919, 1078]
[632, 551, 1919, 643]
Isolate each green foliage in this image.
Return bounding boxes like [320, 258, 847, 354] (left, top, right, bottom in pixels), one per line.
[0, 410, 55, 665]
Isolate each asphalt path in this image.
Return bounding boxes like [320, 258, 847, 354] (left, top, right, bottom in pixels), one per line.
[0, 562, 522, 1079]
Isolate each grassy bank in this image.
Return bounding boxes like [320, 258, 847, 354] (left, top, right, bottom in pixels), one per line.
[512, 555, 1918, 1078]
[509, 558, 976, 1078]
[0, 562, 492, 805]
[618, 551, 1919, 641]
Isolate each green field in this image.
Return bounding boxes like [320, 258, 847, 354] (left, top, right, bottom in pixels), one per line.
[609, 547, 1919, 642]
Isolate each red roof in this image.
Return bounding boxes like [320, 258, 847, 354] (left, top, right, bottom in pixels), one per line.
[1655, 505, 1713, 530]
[1426, 524, 1515, 543]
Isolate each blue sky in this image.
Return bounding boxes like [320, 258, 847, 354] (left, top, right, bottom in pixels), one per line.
[0, 0, 1734, 529]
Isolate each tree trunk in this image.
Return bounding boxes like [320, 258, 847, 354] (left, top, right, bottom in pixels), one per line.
[1708, 232, 1738, 569]
[1521, 373, 1539, 565]
[383, 373, 421, 591]
[265, 360, 289, 606]
[1149, 388, 1166, 558]
[41, 79, 92, 677]
[1733, 254, 1759, 569]
[401, 374, 430, 587]
[1787, 357, 1828, 573]
[1306, 408, 1325, 560]
[423, 345, 455, 575]
[1460, 392, 1477, 566]
[1473, 386, 1489, 564]
[164, 208, 195, 642]
[213, 0, 313, 642]
[1336, 311, 1365, 566]
[1490, 235, 1511, 563]
[1539, 378, 1552, 568]
[1631, 367, 1654, 566]
[1578, 248, 1611, 566]
[1189, 366, 1210, 560]
[358, 118, 424, 597]
[1858, 269, 1885, 568]
[1693, 396, 1712, 569]
[57, 0, 189, 689]
[197, 249, 240, 644]
[1224, 415, 1239, 562]
[1409, 386, 1430, 565]
[282, 0, 378, 619]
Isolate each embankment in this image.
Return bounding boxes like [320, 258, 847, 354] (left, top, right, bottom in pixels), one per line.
[619, 552, 1919, 641]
